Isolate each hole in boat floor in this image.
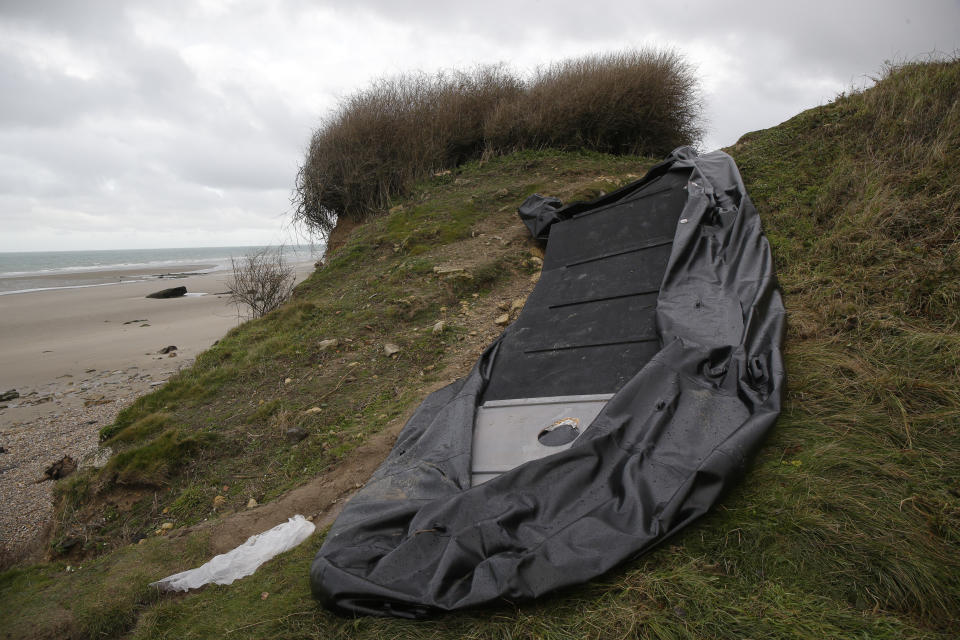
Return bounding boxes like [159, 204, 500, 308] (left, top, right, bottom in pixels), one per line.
[538, 418, 581, 446]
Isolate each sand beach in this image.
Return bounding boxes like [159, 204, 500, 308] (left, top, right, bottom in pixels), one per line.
[0, 260, 315, 562]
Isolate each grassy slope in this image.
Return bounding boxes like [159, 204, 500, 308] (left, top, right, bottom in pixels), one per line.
[2, 61, 958, 639]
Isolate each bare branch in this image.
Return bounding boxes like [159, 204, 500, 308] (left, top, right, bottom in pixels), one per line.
[226, 247, 296, 319]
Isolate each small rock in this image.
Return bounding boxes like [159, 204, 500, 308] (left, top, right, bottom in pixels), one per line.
[122, 319, 148, 325]
[383, 343, 401, 357]
[146, 286, 187, 299]
[530, 272, 540, 284]
[433, 265, 465, 274]
[494, 188, 509, 197]
[304, 407, 322, 414]
[161, 522, 174, 531]
[318, 338, 339, 351]
[158, 346, 177, 354]
[509, 298, 525, 314]
[284, 377, 292, 384]
[494, 313, 510, 326]
[0, 389, 18, 402]
[260, 591, 269, 600]
[0, 446, 6, 454]
[285, 427, 308, 443]
[168, 352, 177, 358]
[212, 495, 227, 508]
[247, 498, 258, 508]
[432, 320, 446, 334]
[529, 256, 543, 267]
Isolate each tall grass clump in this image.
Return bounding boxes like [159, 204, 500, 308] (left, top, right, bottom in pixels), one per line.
[294, 49, 701, 233]
[726, 58, 960, 628]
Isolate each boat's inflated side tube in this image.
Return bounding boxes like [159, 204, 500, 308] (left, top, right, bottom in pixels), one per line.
[310, 147, 785, 618]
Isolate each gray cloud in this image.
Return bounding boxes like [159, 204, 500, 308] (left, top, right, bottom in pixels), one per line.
[0, 0, 957, 251]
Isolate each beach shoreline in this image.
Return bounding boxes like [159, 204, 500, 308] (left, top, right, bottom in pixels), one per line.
[0, 260, 316, 563]
[0, 263, 221, 296]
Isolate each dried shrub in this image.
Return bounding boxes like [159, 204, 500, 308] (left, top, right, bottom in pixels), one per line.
[484, 50, 701, 155]
[293, 49, 701, 233]
[227, 247, 296, 318]
[294, 66, 522, 235]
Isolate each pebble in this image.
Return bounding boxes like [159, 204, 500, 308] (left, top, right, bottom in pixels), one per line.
[285, 427, 308, 443]
[383, 343, 401, 357]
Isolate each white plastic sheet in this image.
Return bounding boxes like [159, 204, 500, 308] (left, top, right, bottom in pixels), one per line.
[152, 515, 316, 592]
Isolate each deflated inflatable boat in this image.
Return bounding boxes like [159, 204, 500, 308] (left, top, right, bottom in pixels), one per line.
[310, 147, 785, 617]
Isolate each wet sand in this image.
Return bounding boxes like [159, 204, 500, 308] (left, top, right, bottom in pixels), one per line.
[0, 263, 218, 295]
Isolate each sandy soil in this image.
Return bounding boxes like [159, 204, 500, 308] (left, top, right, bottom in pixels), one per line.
[0, 262, 316, 562]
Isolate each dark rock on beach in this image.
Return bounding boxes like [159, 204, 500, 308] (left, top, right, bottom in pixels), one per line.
[146, 286, 187, 299]
[0, 389, 19, 402]
[158, 346, 178, 354]
[39, 455, 77, 482]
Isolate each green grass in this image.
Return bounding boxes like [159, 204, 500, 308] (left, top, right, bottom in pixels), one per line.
[0, 533, 211, 639]
[2, 60, 959, 639]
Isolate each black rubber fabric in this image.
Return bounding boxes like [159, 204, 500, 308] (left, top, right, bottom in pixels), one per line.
[310, 147, 785, 618]
[485, 169, 688, 400]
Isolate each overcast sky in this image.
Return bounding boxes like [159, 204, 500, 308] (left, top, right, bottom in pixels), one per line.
[1, 0, 957, 252]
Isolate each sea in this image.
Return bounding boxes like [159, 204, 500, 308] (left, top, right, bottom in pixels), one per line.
[0, 245, 323, 296]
